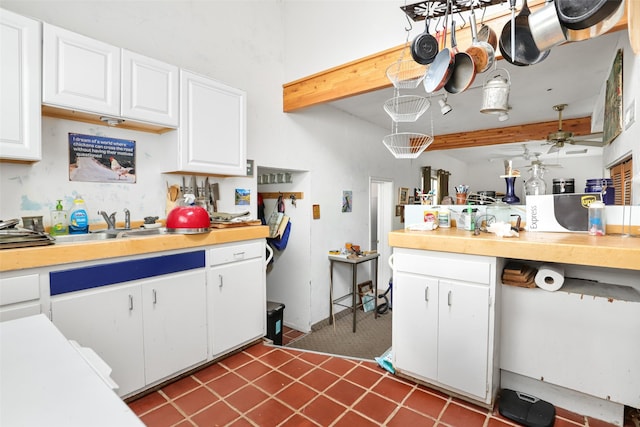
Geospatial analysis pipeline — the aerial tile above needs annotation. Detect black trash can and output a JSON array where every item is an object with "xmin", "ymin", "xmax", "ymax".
[{"xmin": 266, "ymin": 301, "xmax": 285, "ymax": 345}]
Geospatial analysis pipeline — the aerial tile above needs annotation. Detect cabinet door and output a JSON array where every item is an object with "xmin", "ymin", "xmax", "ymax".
[
  {"xmin": 121, "ymin": 50, "xmax": 179, "ymax": 127},
  {"xmin": 208, "ymin": 257, "xmax": 264, "ymax": 356},
  {"xmin": 437, "ymin": 280, "xmax": 490, "ymax": 399},
  {"xmin": 0, "ymin": 9, "xmax": 41, "ymax": 161},
  {"xmin": 392, "ymin": 271, "xmax": 438, "ymax": 381},
  {"xmin": 51, "ymin": 283, "xmax": 145, "ymax": 396},
  {"xmin": 178, "ymin": 70, "xmax": 246, "ymax": 175},
  {"xmin": 43, "ymin": 23, "xmax": 120, "ymax": 116},
  {"xmin": 142, "ymin": 269, "xmax": 208, "ymax": 385}
]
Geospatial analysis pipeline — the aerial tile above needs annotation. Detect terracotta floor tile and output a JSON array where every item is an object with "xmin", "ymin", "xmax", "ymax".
[
  {"xmin": 587, "ymin": 416, "xmax": 619, "ymax": 427},
  {"xmin": 325, "ymin": 379, "xmax": 366, "ymax": 407},
  {"xmin": 139, "ymin": 403, "xmax": 185, "ymax": 427},
  {"xmin": 352, "ymin": 391, "xmax": 398, "ymax": 424},
  {"xmin": 245, "ymin": 398, "xmax": 294, "ymax": 426},
  {"xmin": 332, "ymin": 410, "xmax": 380, "ymax": 426},
  {"xmin": 403, "ymin": 388, "xmax": 448, "ymax": 419},
  {"xmin": 192, "ymin": 362, "xmax": 229, "ymax": 383},
  {"xmin": 243, "ymin": 342, "xmax": 273, "ymax": 358},
  {"xmin": 439, "ymin": 401, "xmax": 488, "ymax": 427},
  {"xmin": 275, "ymin": 381, "xmax": 319, "ymax": 409},
  {"xmin": 320, "ymin": 356, "xmax": 358, "ymax": 376},
  {"xmin": 279, "ymin": 413, "xmax": 319, "ymax": 427},
  {"xmin": 190, "ymin": 400, "xmax": 241, "ymax": 426},
  {"xmin": 299, "ymin": 367, "xmax": 340, "ymax": 392},
  {"xmin": 205, "ymin": 371, "xmax": 249, "ymax": 397},
  {"xmin": 554, "ymin": 417, "xmax": 585, "ymax": 427},
  {"xmin": 219, "ymin": 350, "xmax": 253, "ymax": 370},
  {"xmin": 225, "ymin": 384, "xmax": 269, "ymax": 413},
  {"xmin": 300, "ymin": 395, "xmax": 347, "ymax": 426},
  {"xmin": 344, "ymin": 365, "xmax": 384, "ymax": 389},
  {"xmin": 127, "ymin": 391, "xmax": 167, "ymax": 415},
  {"xmin": 173, "ymin": 420, "xmax": 194, "ymax": 427},
  {"xmin": 556, "ymin": 407, "xmax": 587, "ymax": 424},
  {"xmin": 259, "ymin": 348, "xmax": 295, "ymax": 368},
  {"xmin": 297, "ymin": 351, "xmax": 331, "ymax": 366},
  {"xmin": 371, "ymin": 376, "xmax": 414, "ymax": 403},
  {"xmin": 226, "ymin": 417, "xmax": 254, "ymax": 427},
  {"xmin": 253, "ymin": 370, "xmax": 295, "ymax": 395},
  {"xmin": 386, "ymin": 407, "xmax": 437, "ymax": 427},
  {"xmin": 173, "ymin": 386, "xmax": 218, "ymax": 416},
  {"xmin": 278, "ymin": 357, "xmax": 315, "ymax": 379},
  {"xmin": 161, "ymin": 375, "xmax": 200, "ymax": 399},
  {"xmin": 487, "ymin": 416, "xmax": 519, "ymax": 427},
  {"xmin": 234, "ymin": 359, "xmax": 271, "ymax": 381}
]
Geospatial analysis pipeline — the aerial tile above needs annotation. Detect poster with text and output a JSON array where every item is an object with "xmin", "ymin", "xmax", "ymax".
[{"xmin": 69, "ymin": 133, "xmax": 136, "ymax": 183}]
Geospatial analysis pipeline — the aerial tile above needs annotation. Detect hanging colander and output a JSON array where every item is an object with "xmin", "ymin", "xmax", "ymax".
[
  {"xmin": 382, "ymin": 133, "xmax": 434, "ymax": 159},
  {"xmin": 384, "ymin": 95, "xmax": 431, "ymax": 122}
]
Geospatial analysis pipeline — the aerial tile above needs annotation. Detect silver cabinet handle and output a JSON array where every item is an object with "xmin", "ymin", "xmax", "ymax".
[
  {"xmin": 424, "ymin": 286, "xmax": 429, "ymax": 301},
  {"xmin": 129, "ymin": 294, "xmax": 133, "ymax": 311},
  {"xmin": 448, "ymin": 290, "xmax": 452, "ymax": 306},
  {"xmin": 152, "ymin": 289, "xmax": 157, "ymax": 304},
  {"xmin": 233, "ymin": 251, "xmax": 245, "ymax": 259},
  {"xmin": 219, "ymin": 274, "xmax": 223, "ymax": 288}
]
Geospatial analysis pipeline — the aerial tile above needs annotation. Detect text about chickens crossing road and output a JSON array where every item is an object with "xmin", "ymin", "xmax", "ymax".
[{"xmin": 68, "ymin": 133, "xmax": 136, "ymax": 183}]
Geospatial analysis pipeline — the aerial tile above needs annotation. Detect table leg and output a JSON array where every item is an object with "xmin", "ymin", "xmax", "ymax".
[
  {"xmin": 329, "ymin": 260, "xmax": 334, "ymax": 325},
  {"xmin": 352, "ymin": 263, "xmax": 357, "ymax": 333},
  {"xmin": 374, "ymin": 257, "xmax": 378, "ymax": 319}
]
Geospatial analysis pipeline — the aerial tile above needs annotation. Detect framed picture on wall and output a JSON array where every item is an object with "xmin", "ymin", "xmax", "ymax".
[
  {"xmin": 398, "ymin": 187, "xmax": 409, "ymax": 204},
  {"xmin": 603, "ymin": 48, "xmax": 623, "ymax": 146}
]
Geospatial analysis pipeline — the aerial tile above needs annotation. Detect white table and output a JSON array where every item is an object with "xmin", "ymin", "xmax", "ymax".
[{"xmin": 0, "ymin": 314, "xmax": 144, "ymax": 427}]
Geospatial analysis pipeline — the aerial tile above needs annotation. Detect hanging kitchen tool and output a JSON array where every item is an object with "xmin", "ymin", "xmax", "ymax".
[
  {"xmin": 556, "ymin": 0, "xmax": 625, "ymax": 42},
  {"xmin": 480, "ymin": 68, "xmax": 511, "ymax": 114},
  {"xmin": 477, "ymin": 7, "xmax": 498, "ymax": 50},
  {"xmin": 445, "ymin": 20, "xmax": 476, "ymax": 94},
  {"xmin": 424, "ymin": 1, "xmax": 456, "ymax": 93},
  {"xmin": 466, "ymin": 8, "xmax": 495, "ymax": 73},
  {"xmin": 500, "ymin": 0, "xmax": 550, "ymax": 66},
  {"xmin": 411, "ymin": 13, "xmax": 439, "ymax": 65},
  {"xmin": 529, "ymin": 0, "xmax": 567, "ymax": 51}
]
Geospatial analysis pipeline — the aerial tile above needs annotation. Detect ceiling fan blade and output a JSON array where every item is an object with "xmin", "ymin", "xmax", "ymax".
[
  {"xmin": 569, "ymin": 139, "xmax": 604, "ymax": 147},
  {"xmin": 566, "ymin": 148, "xmax": 588, "ymax": 155},
  {"xmin": 547, "ymin": 144, "xmax": 560, "ymax": 154}
]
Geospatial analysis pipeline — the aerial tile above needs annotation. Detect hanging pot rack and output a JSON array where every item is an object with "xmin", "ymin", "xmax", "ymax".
[{"xmin": 401, "ymin": 0, "xmax": 507, "ymax": 22}]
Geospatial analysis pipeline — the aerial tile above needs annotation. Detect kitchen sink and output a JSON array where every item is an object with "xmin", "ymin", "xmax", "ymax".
[{"xmin": 53, "ymin": 227, "xmax": 165, "ymax": 244}]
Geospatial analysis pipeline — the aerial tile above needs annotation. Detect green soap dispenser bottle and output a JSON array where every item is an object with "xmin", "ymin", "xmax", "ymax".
[{"xmin": 50, "ymin": 200, "xmax": 68, "ymax": 236}]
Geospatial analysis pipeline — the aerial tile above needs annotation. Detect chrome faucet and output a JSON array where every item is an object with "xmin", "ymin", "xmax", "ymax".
[
  {"xmin": 124, "ymin": 208, "xmax": 131, "ymax": 230},
  {"xmin": 98, "ymin": 210, "xmax": 117, "ymax": 229}
]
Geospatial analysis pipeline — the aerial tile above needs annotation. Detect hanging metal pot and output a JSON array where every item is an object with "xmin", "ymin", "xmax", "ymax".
[
  {"xmin": 466, "ymin": 9, "xmax": 495, "ymax": 73},
  {"xmin": 529, "ymin": 0, "xmax": 567, "ymax": 51},
  {"xmin": 558, "ymin": 0, "xmax": 626, "ymax": 42},
  {"xmin": 480, "ymin": 69, "xmax": 510, "ymax": 114},
  {"xmin": 445, "ymin": 21, "xmax": 476, "ymax": 94},
  {"xmin": 411, "ymin": 16, "xmax": 439, "ymax": 65},
  {"xmin": 499, "ymin": 0, "xmax": 550, "ymax": 66}
]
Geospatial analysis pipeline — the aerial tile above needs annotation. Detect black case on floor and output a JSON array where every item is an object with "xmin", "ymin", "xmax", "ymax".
[{"xmin": 498, "ymin": 389, "xmax": 556, "ymax": 427}]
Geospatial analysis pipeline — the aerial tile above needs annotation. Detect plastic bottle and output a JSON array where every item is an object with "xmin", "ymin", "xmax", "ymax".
[
  {"xmin": 69, "ymin": 196, "xmax": 89, "ymax": 234},
  {"xmin": 50, "ymin": 200, "xmax": 68, "ymax": 236},
  {"xmin": 588, "ymin": 201, "xmax": 606, "ymax": 236},
  {"xmin": 438, "ymin": 207, "xmax": 451, "ymax": 228}
]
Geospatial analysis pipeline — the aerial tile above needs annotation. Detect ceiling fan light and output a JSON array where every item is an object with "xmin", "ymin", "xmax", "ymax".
[{"xmin": 498, "ymin": 112, "xmax": 509, "ymax": 122}]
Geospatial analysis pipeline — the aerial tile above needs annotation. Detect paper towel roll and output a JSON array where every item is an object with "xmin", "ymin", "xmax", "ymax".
[{"xmin": 535, "ymin": 264, "xmax": 565, "ymax": 291}]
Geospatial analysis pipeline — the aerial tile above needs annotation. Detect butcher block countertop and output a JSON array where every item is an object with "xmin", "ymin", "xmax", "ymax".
[
  {"xmin": 389, "ymin": 228, "xmax": 640, "ymax": 271},
  {"xmin": 0, "ymin": 226, "xmax": 269, "ymax": 272}
]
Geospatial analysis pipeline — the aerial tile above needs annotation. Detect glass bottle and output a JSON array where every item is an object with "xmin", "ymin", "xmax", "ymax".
[{"xmin": 524, "ymin": 161, "xmax": 547, "ymax": 196}]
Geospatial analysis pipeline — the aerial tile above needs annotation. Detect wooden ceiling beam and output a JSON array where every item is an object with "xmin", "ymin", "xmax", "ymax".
[
  {"xmin": 427, "ymin": 116, "xmax": 592, "ymax": 150},
  {"xmin": 283, "ymin": 0, "xmax": 628, "ymax": 113}
]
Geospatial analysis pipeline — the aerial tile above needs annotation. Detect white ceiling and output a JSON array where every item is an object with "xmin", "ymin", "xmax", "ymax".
[{"xmin": 327, "ymin": 31, "xmax": 623, "ymax": 163}]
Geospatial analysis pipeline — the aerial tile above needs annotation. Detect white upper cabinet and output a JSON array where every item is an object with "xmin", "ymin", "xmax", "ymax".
[
  {"xmin": 43, "ymin": 23, "xmax": 121, "ymax": 116},
  {"xmin": 42, "ymin": 24, "xmax": 178, "ymax": 128},
  {"xmin": 0, "ymin": 8, "xmax": 41, "ymax": 162},
  {"xmin": 121, "ymin": 50, "xmax": 179, "ymax": 127},
  {"xmin": 168, "ymin": 70, "xmax": 246, "ymax": 175}
]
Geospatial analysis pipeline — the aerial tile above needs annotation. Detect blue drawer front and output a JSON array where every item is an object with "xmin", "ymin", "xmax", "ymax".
[{"xmin": 50, "ymin": 251, "xmax": 205, "ymax": 295}]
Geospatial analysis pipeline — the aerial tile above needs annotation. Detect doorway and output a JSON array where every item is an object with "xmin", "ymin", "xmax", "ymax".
[{"xmin": 370, "ymin": 177, "xmax": 393, "ymax": 292}]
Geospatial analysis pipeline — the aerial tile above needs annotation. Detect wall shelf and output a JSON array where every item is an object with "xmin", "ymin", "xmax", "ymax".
[{"xmin": 260, "ymin": 192, "xmax": 304, "ymax": 200}]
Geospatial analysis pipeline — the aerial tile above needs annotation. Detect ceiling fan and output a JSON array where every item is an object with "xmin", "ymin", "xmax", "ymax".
[{"xmin": 545, "ymin": 104, "xmax": 604, "ymax": 154}]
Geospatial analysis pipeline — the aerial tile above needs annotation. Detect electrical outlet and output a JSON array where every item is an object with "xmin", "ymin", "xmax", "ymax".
[{"xmin": 624, "ymin": 99, "xmax": 635, "ymax": 130}]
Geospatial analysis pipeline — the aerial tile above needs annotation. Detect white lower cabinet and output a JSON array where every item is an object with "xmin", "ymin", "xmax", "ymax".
[
  {"xmin": 0, "ymin": 272, "xmax": 41, "ymax": 321},
  {"xmin": 50, "ymin": 252, "xmax": 207, "ymax": 397},
  {"xmin": 208, "ymin": 241, "xmax": 265, "ymax": 358},
  {"xmin": 392, "ymin": 248, "xmax": 500, "ymax": 406}
]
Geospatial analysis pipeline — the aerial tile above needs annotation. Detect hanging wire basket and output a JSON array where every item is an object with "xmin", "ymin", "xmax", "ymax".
[
  {"xmin": 382, "ymin": 132, "xmax": 434, "ymax": 159},
  {"xmin": 386, "ymin": 60, "xmax": 428, "ymax": 89},
  {"xmin": 384, "ymin": 95, "xmax": 431, "ymax": 122}
]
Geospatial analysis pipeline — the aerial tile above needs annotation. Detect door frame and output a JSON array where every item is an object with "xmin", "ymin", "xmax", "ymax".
[{"xmin": 369, "ymin": 176, "xmax": 393, "ymax": 294}]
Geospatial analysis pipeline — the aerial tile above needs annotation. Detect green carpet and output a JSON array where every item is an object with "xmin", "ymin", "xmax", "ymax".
[{"xmin": 286, "ymin": 309, "xmax": 392, "ymax": 360}]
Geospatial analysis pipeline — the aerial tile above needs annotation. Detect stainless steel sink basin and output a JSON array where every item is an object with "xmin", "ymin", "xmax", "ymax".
[{"xmin": 53, "ymin": 228, "xmax": 165, "ymax": 244}]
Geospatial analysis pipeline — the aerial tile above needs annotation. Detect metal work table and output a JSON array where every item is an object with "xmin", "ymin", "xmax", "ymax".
[{"xmin": 328, "ymin": 253, "xmax": 380, "ymax": 332}]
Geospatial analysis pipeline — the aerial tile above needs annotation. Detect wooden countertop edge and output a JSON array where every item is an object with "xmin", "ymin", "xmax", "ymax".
[
  {"xmin": 0, "ymin": 226, "xmax": 269, "ymax": 272},
  {"xmin": 389, "ymin": 229, "xmax": 640, "ymax": 271}
]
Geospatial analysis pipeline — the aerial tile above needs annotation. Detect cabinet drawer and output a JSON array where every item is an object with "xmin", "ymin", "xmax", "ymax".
[
  {"xmin": 394, "ymin": 249, "xmax": 492, "ymax": 285},
  {"xmin": 209, "ymin": 241, "xmax": 263, "ymax": 266},
  {"xmin": 0, "ymin": 274, "xmax": 40, "ymax": 306}
]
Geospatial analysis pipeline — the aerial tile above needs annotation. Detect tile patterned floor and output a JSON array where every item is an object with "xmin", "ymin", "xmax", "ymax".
[{"xmin": 128, "ymin": 338, "xmax": 621, "ymax": 427}]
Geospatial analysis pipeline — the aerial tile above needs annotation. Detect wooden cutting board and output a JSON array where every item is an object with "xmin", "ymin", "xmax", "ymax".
[{"xmin": 210, "ymin": 220, "xmax": 262, "ymax": 229}]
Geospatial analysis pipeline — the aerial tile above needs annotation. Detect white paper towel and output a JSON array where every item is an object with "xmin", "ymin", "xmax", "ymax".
[{"xmin": 535, "ymin": 264, "xmax": 565, "ymax": 291}]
